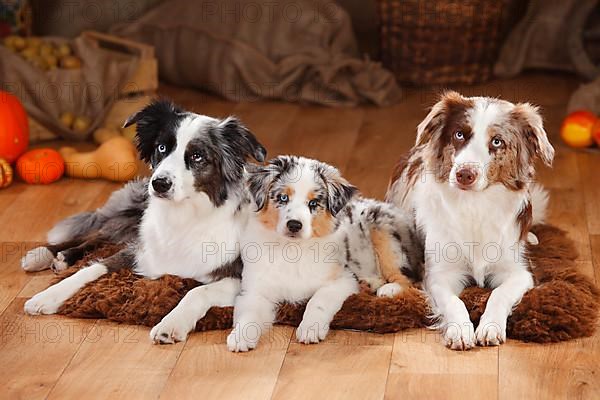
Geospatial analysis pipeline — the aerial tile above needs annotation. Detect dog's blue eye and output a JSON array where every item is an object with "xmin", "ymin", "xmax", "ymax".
[
  {"xmin": 277, "ymin": 194, "xmax": 289, "ymax": 203},
  {"xmin": 191, "ymin": 152, "xmax": 202, "ymax": 162},
  {"xmin": 157, "ymin": 144, "xmax": 167, "ymax": 153},
  {"xmin": 454, "ymin": 131, "xmax": 464, "ymax": 140},
  {"xmin": 308, "ymin": 199, "xmax": 318, "ymax": 209},
  {"xmin": 491, "ymin": 137, "xmax": 504, "ymax": 148}
]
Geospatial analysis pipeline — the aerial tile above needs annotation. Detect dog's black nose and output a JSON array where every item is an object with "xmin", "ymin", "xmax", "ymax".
[
  {"xmin": 287, "ymin": 220, "xmax": 303, "ymax": 233},
  {"xmin": 152, "ymin": 176, "xmax": 172, "ymax": 194}
]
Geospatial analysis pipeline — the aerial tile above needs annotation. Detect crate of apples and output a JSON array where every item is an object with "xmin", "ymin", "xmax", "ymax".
[
  {"xmin": 2, "ymin": 35, "xmax": 82, "ymax": 71},
  {"xmin": 561, "ymin": 111, "xmax": 600, "ymax": 149}
]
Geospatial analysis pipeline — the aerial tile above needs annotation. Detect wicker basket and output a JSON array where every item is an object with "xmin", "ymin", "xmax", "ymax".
[{"xmin": 377, "ymin": 0, "xmax": 515, "ymax": 86}]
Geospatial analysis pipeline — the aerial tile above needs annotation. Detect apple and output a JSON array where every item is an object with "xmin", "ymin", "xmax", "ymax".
[{"xmin": 561, "ymin": 110, "xmax": 597, "ymax": 148}]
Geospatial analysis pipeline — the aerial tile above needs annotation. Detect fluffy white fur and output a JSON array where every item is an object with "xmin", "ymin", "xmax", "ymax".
[
  {"xmin": 21, "ymin": 246, "xmax": 54, "ymax": 272},
  {"xmin": 24, "ymin": 110, "xmax": 256, "ymax": 346},
  {"xmin": 228, "ymin": 156, "xmax": 417, "ymax": 352},
  {"xmin": 387, "ymin": 93, "xmax": 554, "ymax": 350},
  {"xmin": 140, "ymin": 190, "xmax": 246, "ymax": 343},
  {"xmin": 227, "ymin": 224, "xmax": 359, "ymax": 351},
  {"xmin": 227, "ymin": 159, "xmax": 359, "ymax": 351},
  {"xmin": 415, "ymin": 179, "xmax": 534, "ymax": 349}
]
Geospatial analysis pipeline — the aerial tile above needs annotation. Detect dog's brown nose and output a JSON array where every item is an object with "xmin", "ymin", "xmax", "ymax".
[{"xmin": 456, "ymin": 168, "xmax": 477, "ymax": 187}]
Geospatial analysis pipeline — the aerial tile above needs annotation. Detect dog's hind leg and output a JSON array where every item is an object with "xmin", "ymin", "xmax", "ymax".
[
  {"xmin": 21, "ymin": 237, "xmax": 87, "ymax": 272},
  {"xmin": 23, "ymin": 179, "xmax": 148, "ymax": 272},
  {"xmin": 50, "ymin": 235, "xmax": 110, "ymax": 272},
  {"xmin": 370, "ymin": 228, "xmax": 412, "ymax": 298},
  {"xmin": 21, "ymin": 246, "xmax": 56, "ymax": 272},
  {"xmin": 24, "ymin": 247, "xmax": 135, "ymax": 315},
  {"xmin": 21, "ymin": 234, "xmax": 107, "ymax": 272}
]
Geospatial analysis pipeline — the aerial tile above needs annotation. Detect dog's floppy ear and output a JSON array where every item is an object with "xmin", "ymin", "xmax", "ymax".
[
  {"xmin": 416, "ymin": 91, "xmax": 471, "ymax": 147},
  {"xmin": 123, "ymin": 99, "xmax": 184, "ymax": 164},
  {"xmin": 219, "ymin": 117, "xmax": 267, "ymax": 163},
  {"xmin": 317, "ymin": 163, "xmax": 358, "ymax": 216},
  {"xmin": 246, "ymin": 156, "xmax": 292, "ymax": 211},
  {"xmin": 246, "ymin": 164, "xmax": 272, "ymax": 211},
  {"xmin": 217, "ymin": 117, "xmax": 267, "ymax": 185},
  {"xmin": 511, "ymin": 103, "xmax": 555, "ymax": 167}
]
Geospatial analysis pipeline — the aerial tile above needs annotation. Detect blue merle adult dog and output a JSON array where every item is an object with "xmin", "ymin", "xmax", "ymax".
[{"xmin": 22, "ymin": 99, "xmax": 266, "ymax": 344}]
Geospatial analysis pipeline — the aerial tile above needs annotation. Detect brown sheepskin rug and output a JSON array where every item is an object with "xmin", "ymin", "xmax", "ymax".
[{"xmin": 55, "ymin": 224, "xmax": 600, "ymax": 343}]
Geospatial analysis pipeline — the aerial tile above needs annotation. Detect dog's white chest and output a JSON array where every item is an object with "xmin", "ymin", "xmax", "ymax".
[
  {"xmin": 416, "ymin": 181, "xmax": 525, "ymax": 285},
  {"xmin": 240, "ymin": 220, "xmax": 345, "ymax": 302},
  {"xmin": 136, "ymin": 199, "xmax": 244, "ymax": 281}
]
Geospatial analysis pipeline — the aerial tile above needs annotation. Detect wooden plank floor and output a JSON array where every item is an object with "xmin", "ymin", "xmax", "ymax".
[{"xmin": 1, "ymin": 73, "xmax": 599, "ymax": 399}]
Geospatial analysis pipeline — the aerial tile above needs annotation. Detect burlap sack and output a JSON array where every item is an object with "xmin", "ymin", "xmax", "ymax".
[
  {"xmin": 494, "ymin": 0, "xmax": 599, "ymax": 80},
  {"xmin": 110, "ymin": 0, "xmax": 401, "ymax": 107},
  {"xmin": 568, "ymin": 76, "xmax": 600, "ymax": 114},
  {"xmin": 0, "ymin": 36, "xmax": 138, "ymax": 140}
]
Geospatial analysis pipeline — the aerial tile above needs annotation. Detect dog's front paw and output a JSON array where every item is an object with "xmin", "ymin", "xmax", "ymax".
[
  {"xmin": 150, "ymin": 313, "xmax": 195, "ymax": 344},
  {"xmin": 21, "ymin": 247, "xmax": 54, "ymax": 272},
  {"xmin": 296, "ymin": 318, "xmax": 330, "ymax": 344},
  {"xmin": 227, "ymin": 328, "xmax": 258, "ymax": 352},
  {"xmin": 376, "ymin": 282, "xmax": 403, "ymax": 298},
  {"xmin": 475, "ymin": 315, "xmax": 506, "ymax": 346},
  {"xmin": 443, "ymin": 321, "xmax": 475, "ymax": 351},
  {"xmin": 24, "ymin": 288, "xmax": 64, "ymax": 315}
]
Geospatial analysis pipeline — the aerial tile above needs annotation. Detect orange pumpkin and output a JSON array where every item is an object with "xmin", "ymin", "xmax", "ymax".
[
  {"xmin": 0, "ymin": 158, "xmax": 13, "ymax": 188},
  {"xmin": 0, "ymin": 91, "xmax": 29, "ymax": 163},
  {"xmin": 16, "ymin": 148, "xmax": 65, "ymax": 184}
]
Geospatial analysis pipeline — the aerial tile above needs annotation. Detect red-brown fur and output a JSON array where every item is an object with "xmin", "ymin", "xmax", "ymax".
[
  {"xmin": 258, "ymin": 201, "xmax": 279, "ymax": 231},
  {"xmin": 389, "ymin": 92, "xmax": 549, "ymax": 197},
  {"xmin": 309, "ymin": 190, "xmax": 335, "ymax": 237},
  {"xmin": 516, "ymin": 201, "xmax": 533, "ymax": 241}
]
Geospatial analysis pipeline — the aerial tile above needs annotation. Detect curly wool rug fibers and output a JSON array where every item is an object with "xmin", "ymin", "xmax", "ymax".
[{"xmin": 55, "ymin": 225, "xmax": 599, "ymax": 343}]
